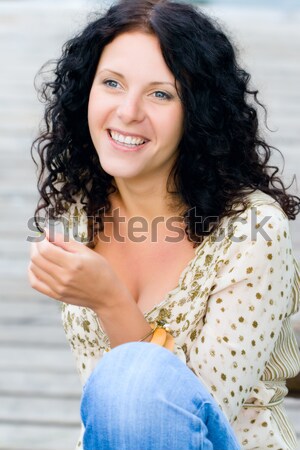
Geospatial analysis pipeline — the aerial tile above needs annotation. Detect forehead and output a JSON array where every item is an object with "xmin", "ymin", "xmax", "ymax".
[{"xmin": 97, "ymin": 31, "xmax": 176, "ymax": 82}]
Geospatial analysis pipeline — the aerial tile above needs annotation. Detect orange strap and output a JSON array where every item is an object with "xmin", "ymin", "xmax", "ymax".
[{"xmin": 150, "ymin": 323, "xmax": 174, "ymax": 352}]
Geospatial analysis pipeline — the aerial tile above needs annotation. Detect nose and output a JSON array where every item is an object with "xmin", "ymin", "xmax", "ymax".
[{"xmin": 116, "ymin": 92, "xmax": 145, "ymax": 124}]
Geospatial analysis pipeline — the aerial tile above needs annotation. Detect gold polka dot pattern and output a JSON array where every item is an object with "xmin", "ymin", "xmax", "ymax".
[{"xmin": 62, "ymin": 190, "xmax": 300, "ymax": 450}]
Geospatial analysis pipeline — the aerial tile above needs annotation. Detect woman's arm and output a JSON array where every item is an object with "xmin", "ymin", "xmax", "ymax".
[
  {"xmin": 187, "ymin": 203, "xmax": 296, "ymax": 423},
  {"xmin": 94, "ymin": 296, "xmax": 153, "ymax": 348},
  {"xmin": 29, "ymin": 232, "xmax": 153, "ymax": 348}
]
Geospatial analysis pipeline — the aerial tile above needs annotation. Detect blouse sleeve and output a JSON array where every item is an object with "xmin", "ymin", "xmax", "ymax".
[{"xmin": 188, "ymin": 203, "xmax": 295, "ymax": 424}]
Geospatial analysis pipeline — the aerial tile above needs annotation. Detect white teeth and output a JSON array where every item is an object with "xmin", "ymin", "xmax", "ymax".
[{"xmin": 110, "ymin": 130, "xmax": 146, "ymax": 146}]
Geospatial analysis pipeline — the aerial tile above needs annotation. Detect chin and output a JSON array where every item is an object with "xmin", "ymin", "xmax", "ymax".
[{"xmin": 99, "ymin": 163, "xmax": 140, "ymax": 179}]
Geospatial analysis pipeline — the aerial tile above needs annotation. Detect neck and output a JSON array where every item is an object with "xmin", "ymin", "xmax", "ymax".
[{"xmin": 110, "ymin": 176, "xmax": 184, "ymax": 222}]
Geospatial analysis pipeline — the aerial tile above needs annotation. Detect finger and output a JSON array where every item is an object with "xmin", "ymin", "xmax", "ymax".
[
  {"xmin": 30, "ymin": 243, "xmax": 64, "ymax": 283},
  {"xmin": 46, "ymin": 229, "xmax": 87, "ymax": 254},
  {"xmin": 28, "ymin": 265, "xmax": 61, "ymax": 300},
  {"xmin": 35, "ymin": 235, "xmax": 74, "ymax": 268},
  {"xmin": 29, "ymin": 261, "xmax": 63, "ymax": 296}
]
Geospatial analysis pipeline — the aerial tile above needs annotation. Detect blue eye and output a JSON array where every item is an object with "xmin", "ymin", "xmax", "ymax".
[
  {"xmin": 153, "ymin": 91, "xmax": 172, "ymax": 100},
  {"xmin": 103, "ymin": 79, "xmax": 120, "ymax": 89},
  {"xmin": 102, "ymin": 81, "xmax": 173, "ymax": 100}
]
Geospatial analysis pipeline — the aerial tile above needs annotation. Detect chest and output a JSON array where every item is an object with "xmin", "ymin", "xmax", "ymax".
[{"xmin": 94, "ymin": 234, "xmax": 197, "ymax": 314}]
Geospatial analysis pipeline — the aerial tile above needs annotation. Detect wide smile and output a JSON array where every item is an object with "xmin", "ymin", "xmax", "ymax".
[{"xmin": 107, "ymin": 129, "xmax": 150, "ymax": 152}]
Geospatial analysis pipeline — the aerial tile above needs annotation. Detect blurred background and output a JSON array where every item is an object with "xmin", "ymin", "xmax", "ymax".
[{"xmin": 0, "ymin": 0, "xmax": 299, "ymax": 449}]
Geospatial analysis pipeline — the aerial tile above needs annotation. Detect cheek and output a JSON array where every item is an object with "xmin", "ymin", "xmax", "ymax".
[
  {"xmin": 160, "ymin": 107, "xmax": 184, "ymax": 142},
  {"xmin": 87, "ymin": 88, "xmax": 105, "ymax": 125},
  {"xmin": 88, "ymin": 92, "xmax": 115, "ymax": 133}
]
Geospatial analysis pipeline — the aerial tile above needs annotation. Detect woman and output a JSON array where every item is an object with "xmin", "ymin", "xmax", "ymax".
[{"xmin": 29, "ymin": 0, "xmax": 300, "ymax": 449}]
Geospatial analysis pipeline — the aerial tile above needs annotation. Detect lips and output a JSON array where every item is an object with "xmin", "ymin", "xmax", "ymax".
[
  {"xmin": 107, "ymin": 130, "xmax": 149, "ymax": 153},
  {"xmin": 108, "ymin": 128, "xmax": 150, "ymax": 142}
]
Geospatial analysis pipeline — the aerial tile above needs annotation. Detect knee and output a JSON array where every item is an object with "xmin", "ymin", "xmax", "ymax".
[
  {"xmin": 81, "ymin": 342, "xmax": 175, "ymax": 442},
  {"xmin": 79, "ymin": 343, "xmax": 240, "ymax": 450},
  {"xmin": 82, "ymin": 342, "xmax": 171, "ymax": 408},
  {"xmin": 80, "ymin": 341, "xmax": 210, "ymax": 423}
]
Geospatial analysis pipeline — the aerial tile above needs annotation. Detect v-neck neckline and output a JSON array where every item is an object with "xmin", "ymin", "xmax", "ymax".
[
  {"xmin": 142, "ymin": 237, "xmax": 207, "ymax": 316},
  {"xmin": 95, "ymin": 234, "xmax": 209, "ymax": 340}
]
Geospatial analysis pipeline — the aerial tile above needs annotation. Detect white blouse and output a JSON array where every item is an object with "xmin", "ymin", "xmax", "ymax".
[{"xmin": 61, "ymin": 190, "xmax": 300, "ymax": 450}]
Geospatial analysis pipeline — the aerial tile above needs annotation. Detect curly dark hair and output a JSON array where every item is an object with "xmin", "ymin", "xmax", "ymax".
[{"xmin": 32, "ymin": 0, "xmax": 300, "ymax": 247}]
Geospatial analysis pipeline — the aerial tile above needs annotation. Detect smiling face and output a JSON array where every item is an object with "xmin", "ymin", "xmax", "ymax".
[{"xmin": 88, "ymin": 31, "xmax": 184, "ymax": 184}]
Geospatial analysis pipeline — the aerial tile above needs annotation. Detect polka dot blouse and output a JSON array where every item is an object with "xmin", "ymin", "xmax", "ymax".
[{"xmin": 62, "ymin": 190, "xmax": 300, "ymax": 450}]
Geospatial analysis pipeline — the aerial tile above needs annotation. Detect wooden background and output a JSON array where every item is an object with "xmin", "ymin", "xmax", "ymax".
[{"xmin": 0, "ymin": 1, "xmax": 299, "ymax": 449}]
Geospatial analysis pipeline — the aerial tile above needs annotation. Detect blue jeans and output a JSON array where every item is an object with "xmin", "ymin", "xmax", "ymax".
[{"xmin": 80, "ymin": 342, "xmax": 241, "ymax": 450}]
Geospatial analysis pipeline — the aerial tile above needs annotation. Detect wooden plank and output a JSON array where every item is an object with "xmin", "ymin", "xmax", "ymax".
[
  {"xmin": 0, "ymin": 325, "xmax": 68, "ymax": 346},
  {"xmin": 0, "ymin": 347, "xmax": 77, "ymax": 372},
  {"xmin": 0, "ymin": 299, "xmax": 61, "ymax": 318},
  {"xmin": 0, "ymin": 397, "xmax": 80, "ymax": 424},
  {"xmin": 0, "ymin": 371, "xmax": 81, "ymax": 397},
  {"xmin": 0, "ymin": 423, "xmax": 79, "ymax": 450}
]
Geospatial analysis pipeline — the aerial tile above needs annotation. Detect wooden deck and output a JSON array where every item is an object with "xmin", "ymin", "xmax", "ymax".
[{"xmin": 0, "ymin": 1, "xmax": 299, "ymax": 449}]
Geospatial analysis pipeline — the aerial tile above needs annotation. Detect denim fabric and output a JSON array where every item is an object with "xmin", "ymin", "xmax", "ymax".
[{"xmin": 80, "ymin": 342, "xmax": 241, "ymax": 450}]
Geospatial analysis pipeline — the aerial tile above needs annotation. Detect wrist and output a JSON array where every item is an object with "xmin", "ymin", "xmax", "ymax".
[
  {"xmin": 93, "ymin": 284, "xmax": 135, "ymax": 318},
  {"xmin": 92, "ymin": 289, "xmax": 153, "ymax": 348}
]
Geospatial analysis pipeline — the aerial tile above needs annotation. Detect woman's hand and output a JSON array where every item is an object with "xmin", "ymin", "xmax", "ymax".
[{"xmin": 28, "ymin": 231, "xmax": 132, "ymax": 314}]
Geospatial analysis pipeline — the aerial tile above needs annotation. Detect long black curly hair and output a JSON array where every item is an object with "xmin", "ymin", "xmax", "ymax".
[{"xmin": 32, "ymin": 0, "xmax": 300, "ymax": 247}]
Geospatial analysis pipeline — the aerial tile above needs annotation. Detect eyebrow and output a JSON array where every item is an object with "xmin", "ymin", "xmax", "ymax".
[{"xmin": 97, "ymin": 68, "xmax": 176, "ymax": 88}]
